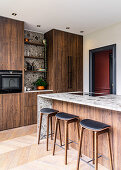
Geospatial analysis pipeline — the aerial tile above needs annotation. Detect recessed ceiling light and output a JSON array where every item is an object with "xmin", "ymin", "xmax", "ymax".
[
  {"xmin": 37, "ymin": 25, "xmax": 41, "ymax": 27},
  {"xmin": 12, "ymin": 13, "xmax": 17, "ymax": 16},
  {"xmin": 66, "ymin": 27, "xmax": 70, "ymax": 29},
  {"xmin": 80, "ymin": 31, "xmax": 84, "ymax": 33}
]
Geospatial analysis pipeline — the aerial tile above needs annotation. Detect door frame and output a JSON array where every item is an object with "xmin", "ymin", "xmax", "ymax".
[{"xmin": 89, "ymin": 44, "xmax": 116, "ymax": 94}]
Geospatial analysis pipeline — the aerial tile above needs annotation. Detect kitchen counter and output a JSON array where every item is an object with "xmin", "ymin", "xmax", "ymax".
[
  {"xmin": 38, "ymin": 91, "xmax": 121, "ymax": 111},
  {"xmin": 37, "ymin": 92, "xmax": 121, "ymax": 169},
  {"xmin": 24, "ymin": 89, "xmax": 53, "ymax": 93}
]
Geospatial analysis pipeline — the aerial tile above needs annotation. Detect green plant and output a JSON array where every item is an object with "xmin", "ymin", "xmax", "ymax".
[{"xmin": 33, "ymin": 77, "xmax": 48, "ymax": 87}]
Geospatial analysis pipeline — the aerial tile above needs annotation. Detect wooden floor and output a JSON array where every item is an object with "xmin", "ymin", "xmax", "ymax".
[{"xmin": 0, "ymin": 124, "xmax": 108, "ymax": 170}]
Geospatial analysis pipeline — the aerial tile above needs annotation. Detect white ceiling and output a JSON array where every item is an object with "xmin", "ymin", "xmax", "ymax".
[{"xmin": 0, "ymin": 0, "xmax": 121, "ymax": 35}]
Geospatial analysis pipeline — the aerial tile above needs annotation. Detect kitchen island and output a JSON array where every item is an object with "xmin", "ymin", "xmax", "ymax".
[{"xmin": 37, "ymin": 92, "xmax": 121, "ymax": 170}]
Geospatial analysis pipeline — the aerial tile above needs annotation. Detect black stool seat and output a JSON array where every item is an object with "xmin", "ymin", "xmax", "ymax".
[
  {"xmin": 77, "ymin": 119, "xmax": 113, "ymax": 170},
  {"xmin": 38, "ymin": 107, "xmax": 61, "ymax": 151},
  {"xmin": 53, "ymin": 112, "xmax": 80, "ymax": 165},
  {"xmin": 56, "ymin": 112, "xmax": 78, "ymax": 121},
  {"xmin": 40, "ymin": 108, "xmax": 58, "ymax": 114},
  {"xmin": 80, "ymin": 119, "xmax": 110, "ymax": 131}
]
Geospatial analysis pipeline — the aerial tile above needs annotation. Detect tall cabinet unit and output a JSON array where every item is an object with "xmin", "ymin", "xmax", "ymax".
[
  {"xmin": 0, "ymin": 16, "xmax": 24, "ymax": 131},
  {"xmin": 0, "ymin": 17, "xmax": 53, "ymax": 131},
  {"xmin": 44, "ymin": 29, "xmax": 83, "ymax": 93},
  {"xmin": 0, "ymin": 16, "xmax": 24, "ymax": 70}
]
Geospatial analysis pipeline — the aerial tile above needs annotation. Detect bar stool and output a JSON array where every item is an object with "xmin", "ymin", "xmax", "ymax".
[
  {"xmin": 53, "ymin": 112, "xmax": 80, "ymax": 165},
  {"xmin": 77, "ymin": 119, "xmax": 113, "ymax": 170},
  {"xmin": 38, "ymin": 108, "xmax": 62, "ymax": 151}
]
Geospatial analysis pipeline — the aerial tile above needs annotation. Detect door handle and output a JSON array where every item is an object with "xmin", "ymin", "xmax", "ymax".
[{"xmin": 68, "ymin": 56, "xmax": 72, "ymax": 89}]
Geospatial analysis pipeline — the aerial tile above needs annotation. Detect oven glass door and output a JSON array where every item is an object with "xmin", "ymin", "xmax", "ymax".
[{"xmin": 1, "ymin": 75, "xmax": 22, "ymax": 92}]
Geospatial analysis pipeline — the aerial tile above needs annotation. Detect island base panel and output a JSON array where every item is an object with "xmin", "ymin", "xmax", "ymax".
[{"xmin": 53, "ymin": 100, "xmax": 120, "ymax": 170}]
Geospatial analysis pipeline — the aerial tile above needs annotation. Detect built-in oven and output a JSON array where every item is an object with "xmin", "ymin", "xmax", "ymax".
[{"xmin": 0, "ymin": 70, "xmax": 22, "ymax": 93}]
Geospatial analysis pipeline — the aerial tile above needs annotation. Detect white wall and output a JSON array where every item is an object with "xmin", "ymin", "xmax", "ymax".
[{"xmin": 83, "ymin": 22, "xmax": 121, "ymax": 95}]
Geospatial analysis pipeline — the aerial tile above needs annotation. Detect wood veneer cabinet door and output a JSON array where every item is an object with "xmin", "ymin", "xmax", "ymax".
[
  {"xmin": 67, "ymin": 33, "xmax": 77, "ymax": 92},
  {"xmin": 0, "ymin": 16, "xmax": 24, "ymax": 70},
  {"xmin": 61, "ymin": 32, "xmax": 68, "ymax": 92},
  {"xmin": 76, "ymin": 35, "xmax": 83, "ymax": 91},
  {"xmin": 24, "ymin": 92, "xmax": 39, "ymax": 107},
  {"xmin": 32, "ymin": 92, "xmax": 37, "ymax": 106},
  {"xmin": 24, "ymin": 93, "xmax": 33, "ymax": 107},
  {"xmin": 0, "ymin": 17, "xmax": 11, "ymax": 70},
  {"xmin": 45, "ymin": 30, "xmax": 54, "ymax": 91},
  {"xmin": 67, "ymin": 34, "xmax": 83, "ymax": 92},
  {"xmin": 32, "ymin": 106, "xmax": 37, "ymax": 124},
  {"xmin": 10, "ymin": 19, "xmax": 24, "ymax": 70},
  {"xmin": 0, "ymin": 95, "xmax": 3, "ymax": 130},
  {"xmin": 53, "ymin": 30, "xmax": 67, "ymax": 92},
  {"xmin": 24, "ymin": 93, "xmax": 38, "ymax": 125},
  {"xmin": 12, "ymin": 93, "xmax": 24, "ymax": 128},
  {"xmin": 2, "ymin": 93, "xmax": 23, "ymax": 130},
  {"xmin": 45, "ymin": 29, "xmax": 83, "ymax": 92},
  {"xmin": 24, "ymin": 107, "xmax": 33, "ymax": 125}
]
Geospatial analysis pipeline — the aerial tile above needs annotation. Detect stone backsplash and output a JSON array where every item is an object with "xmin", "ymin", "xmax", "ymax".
[{"xmin": 24, "ymin": 30, "xmax": 45, "ymax": 89}]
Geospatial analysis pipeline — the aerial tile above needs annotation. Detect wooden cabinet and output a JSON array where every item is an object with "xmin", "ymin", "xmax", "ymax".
[
  {"xmin": 24, "ymin": 107, "xmax": 33, "ymax": 126},
  {"xmin": 44, "ymin": 29, "xmax": 83, "ymax": 92},
  {"xmin": 24, "ymin": 91, "xmax": 53, "ymax": 126},
  {"xmin": 0, "ymin": 16, "xmax": 24, "ymax": 70},
  {"xmin": 24, "ymin": 92, "xmax": 33, "ymax": 107},
  {"xmin": 1, "ymin": 93, "xmax": 24, "ymax": 130},
  {"xmin": 0, "ymin": 16, "xmax": 53, "ymax": 131},
  {"xmin": 0, "ymin": 91, "xmax": 52, "ymax": 131},
  {"xmin": 24, "ymin": 92, "xmax": 36, "ymax": 125}
]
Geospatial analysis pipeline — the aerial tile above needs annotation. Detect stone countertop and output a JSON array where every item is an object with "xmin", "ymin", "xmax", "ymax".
[
  {"xmin": 37, "ymin": 92, "xmax": 121, "ymax": 112},
  {"xmin": 24, "ymin": 90, "xmax": 53, "ymax": 93}
]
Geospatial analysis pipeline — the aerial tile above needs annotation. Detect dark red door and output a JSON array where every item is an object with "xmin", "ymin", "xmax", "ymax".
[{"xmin": 94, "ymin": 50, "xmax": 110, "ymax": 95}]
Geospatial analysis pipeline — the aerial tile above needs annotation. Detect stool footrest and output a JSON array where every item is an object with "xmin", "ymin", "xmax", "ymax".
[
  {"xmin": 69, "ymin": 139, "xmax": 79, "ymax": 145},
  {"xmin": 88, "ymin": 155, "xmax": 102, "ymax": 163},
  {"xmin": 40, "ymin": 132, "xmax": 54, "ymax": 140},
  {"xmin": 55, "ymin": 143, "xmax": 65, "ymax": 150},
  {"xmin": 54, "ymin": 138, "xmax": 78, "ymax": 149},
  {"xmin": 80, "ymin": 154, "xmax": 103, "ymax": 168}
]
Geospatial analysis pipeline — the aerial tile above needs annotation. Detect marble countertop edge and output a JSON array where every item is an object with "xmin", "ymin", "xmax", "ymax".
[
  {"xmin": 24, "ymin": 89, "xmax": 53, "ymax": 93},
  {"xmin": 37, "ymin": 92, "xmax": 121, "ymax": 112}
]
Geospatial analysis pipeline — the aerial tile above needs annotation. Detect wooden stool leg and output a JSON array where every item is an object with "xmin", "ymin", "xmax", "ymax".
[
  {"xmin": 95, "ymin": 132, "xmax": 98, "ymax": 170},
  {"xmin": 58, "ymin": 120, "xmax": 62, "ymax": 146},
  {"xmin": 53, "ymin": 118, "xmax": 58, "ymax": 155},
  {"xmin": 80, "ymin": 127, "xmax": 84, "ymax": 157},
  {"xmin": 38, "ymin": 113, "xmax": 43, "ymax": 144},
  {"xmin": 50, "ymin": 117, "xmax": 53, "ymax": 140},
  {"xmin": 107, "ymin": 130, "xmax": 113, "ymax": 170},
  {"xmin": 46, "ymin": 115, "xmax": 49, "ymax": 151},
  {"xmin": 77, "ymin": 120, "xmax": 80, "ymax": 142},
  {"xmin": 67, "ymin": 124, "xmax": 69, "ymax": 150},
  {"xmin": 93, "ymin": 131, "xmax": 95, "ymax": 164},
  {"xmin": 77, "ymin": 127, "xmax": 84, "ymax": 170},
  {"xmin": 65, "ymin": 121, "xmax": 68, "ymax": 165}
]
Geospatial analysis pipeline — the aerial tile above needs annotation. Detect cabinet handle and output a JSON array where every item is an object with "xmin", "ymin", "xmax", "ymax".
[{"xmin": 68, "ymin": 56, "xmax": 72, "ymax": 89}]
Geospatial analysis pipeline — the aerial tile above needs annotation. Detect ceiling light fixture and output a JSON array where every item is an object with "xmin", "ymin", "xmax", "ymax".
[
  {"xmin": 80, "ymin": 31, "xmax": 84, "ymax": 33},
  {"xmin": 66, "ymin": 27, "xmax": 70, "ymax": 29},
  {"xmin": 37, "ymin": 25, "xmax": 41, "ymax": 27},
  {"xmin": 12, "ymin": 13, "xmax": 17, "ymax": 16}
]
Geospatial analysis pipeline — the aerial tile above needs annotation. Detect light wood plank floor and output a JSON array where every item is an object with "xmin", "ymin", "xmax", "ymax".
[{"xmin": 0, "ymin": 125, "xmax": 108, "ymax": 170}]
